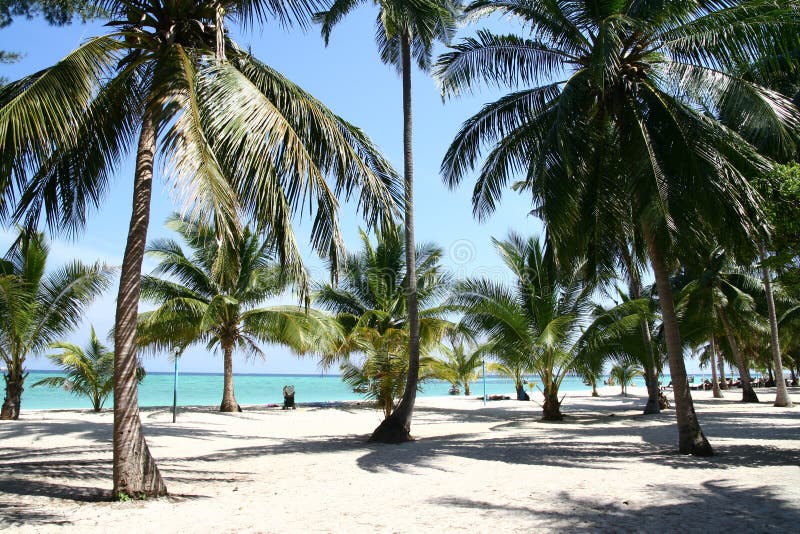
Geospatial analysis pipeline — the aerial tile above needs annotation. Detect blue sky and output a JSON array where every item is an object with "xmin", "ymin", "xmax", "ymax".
[{"xmin": 0, "ymin": 8, "xmax": 704, "ymax": 375}]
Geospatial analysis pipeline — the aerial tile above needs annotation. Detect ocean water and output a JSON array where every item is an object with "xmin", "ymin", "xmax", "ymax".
[{"xmin": 18, "ymin": 370, "xmax": 651, "ymax": 411}]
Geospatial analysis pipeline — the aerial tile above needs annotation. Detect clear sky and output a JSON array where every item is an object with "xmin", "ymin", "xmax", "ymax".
[{"xmin": 0, "ymin": 8, "xmax": 703, "ymax": 375}]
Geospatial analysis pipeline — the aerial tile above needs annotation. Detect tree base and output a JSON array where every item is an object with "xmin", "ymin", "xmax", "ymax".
[
  {"xmin": 220, "ymin": 402, "xmax": 242, "ymax": 412},
  {"xmin": 369, "ymin": 416, "xmax": 413, "ymax": 443},
  {"xmin": 773, "ymin": 398, "xmax": 794, "ymax": 408},
  {"xmin": 741, "ymin": 389, "xmax": 759, "ymax": 403},
  {"xmin": 712, "ymin": 390, "xmax": 724, "ymax": 399},
  {"xmin": 642, "ymin": 397, "xmax": 661, "ymax": 415},
  {"xmin": 678, "ymin": 431, "xmax": 714, "ymax": 457}
]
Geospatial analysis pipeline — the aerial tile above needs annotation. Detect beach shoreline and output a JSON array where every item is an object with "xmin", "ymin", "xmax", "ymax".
[{"xmin": 2, "ymin": 387, "xmax": 799, "ymax": 532}]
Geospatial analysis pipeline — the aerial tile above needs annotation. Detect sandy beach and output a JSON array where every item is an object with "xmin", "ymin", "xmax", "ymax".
[{"xmin": 1, "ymin": 386, "xmax": 798, "ymax": 532}]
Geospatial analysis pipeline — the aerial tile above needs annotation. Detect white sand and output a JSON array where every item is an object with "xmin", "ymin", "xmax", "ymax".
[{"xmin": 1, "ymin": 386, "xmax": 799, "ymax": 532}]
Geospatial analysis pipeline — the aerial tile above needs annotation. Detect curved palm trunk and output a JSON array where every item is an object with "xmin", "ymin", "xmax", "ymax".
[
  {"xmin": 710, "ymin": 337, "xmax": 723, "ymax": 399},
  {"xmin": 718, "ymin": 308, "xmax": 758, "ymax": 403},
  {"xmin": 640, "ymin": 318, "xmax": 661, "ymax": 414},
  {"xmin": 220, "ymin": 343, "xmax": 241, "ymax": 412},
  {"xmin": 1, "ymin": 364, "xmax": 25, "ymax": 420},
  {"xmin": 113, "ymin": 109, "xmax": 167, "ymax": 497},
  {"xmin": 620, "ymin": 246, "xmax": 660, "ymax": 414},
  {"xmin": 645, "ymin": 233, "xmax": 712, "ymax": 456},
  {"xmin": 759, "ymin": 251, "xmax": 793, "ymax": 408},
  {"xmin": 718, "ymin": 350, "xmax": 728, "ymax": 390},
  {"xmin": 370, "ymin": 30, "xmax": 417, "ymax": 444}
]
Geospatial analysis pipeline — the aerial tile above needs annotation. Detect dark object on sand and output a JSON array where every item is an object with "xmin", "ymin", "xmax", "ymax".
[
  {"xmin": 658, "ymin": 392, "xmax": 670, "ymax": 409},
  {"xmin": 283, "ymin": 385, "xmax": 296, "ymax": 410}
]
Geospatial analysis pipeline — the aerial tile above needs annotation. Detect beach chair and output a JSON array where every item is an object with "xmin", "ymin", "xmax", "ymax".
[{"xmin": 282, "ymin": 385, "xmax": 296, "ymax": 410}]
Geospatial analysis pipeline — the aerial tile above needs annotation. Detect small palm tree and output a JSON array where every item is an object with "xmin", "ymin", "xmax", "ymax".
[
  {"xmin": 431, "ymin": 336, "xmax": 483, "ymax": 395},
  {"xmin": 486, "ymin": 358, "xmax": 530, "ymax": 399},
  {"xmin": 0, "ymin": 230, "xmax": 114, "ymax": 419},
  {"xmin": 137, "ymin": 213, "xmax": 336, "ymax": 412},
  {"xmin": 315, "ymin": 227, "xmax": 452, "ymax": 421},
  {"xmin": 33, "ymin": 326, "xmax": 145, "ymax": 412},
  {"xmin": 340, "ymin": 327, "xmax": 437, "ymax": 418},
  {"xmin": 609, "ymin": 363, "xmax": 643, "ymax": 397},
  {"xmin": 454, "ymin": 233, "xmax": 593, "ymax": 420}
]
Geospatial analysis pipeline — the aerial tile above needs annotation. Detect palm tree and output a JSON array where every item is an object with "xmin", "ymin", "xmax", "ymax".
[
  {"xmin": 0, "ymin": 1, "xmax": 400, "ymax": 495},
  {"xmin": 0, "ymin": 230, "xmax": 114, "ymax": 419},
  {"xmin": 314, "ymin": 227, "xmax": 452, "ymax": 420},
  {"xmin": 454, "ymin": 233, "xmax": 593, "ymax": 420},
  {"xmin": 137, "ymin": 213, "xmax": 338, "ymax": 412},
  {"xmin": 676, "ymin": 247, "xmax": 767, "ymax": 403},
  {"xmin": 577, "ymin": 293, "xmax": 664, "ymax": 406},
  {"xmin": 437, "ymin": 0, "xmax": 800, "ymax": 455},
  {"xmin": 340, "ymin": 328, "xmax": 438, "ymax": 418},
  {"xmin": 33, "ymin": 326, "xmax": 144, "ymax": 412},
  {"xmin": 315, "ymin": 0, "xmax": 460, "ymax": 443},
  {"xmin": 431, "ymin": 335, "xmax": 483, "ymax": 395},
  {"xmin": 609, "ymin": 362, "xmax": 643, "ymax": 397}
]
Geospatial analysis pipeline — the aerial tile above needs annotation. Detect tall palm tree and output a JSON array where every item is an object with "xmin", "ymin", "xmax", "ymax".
[
  {"xmin": 437, "ymin": 0, "xmax": 800, "ymax": 455},
  {"xmin": 0, "ymin": 0, "xmax": 400, "ymax": 496},
  {"xmin": 315, "ymin": 0, "xmax": 460, "ymax": 443},
  {"xmin": 454, "ymin": 233, "xmax": 593, "ymax": 420},
  {"xmin": 314, "ymin": 227, "xmax": 452, "ymax": 420},
  {"xmin": 33, "ymin": 326, "xmax": 145, "ymax": 412},
  {"xmin": 0, "ymin": 230, "xmax": 114, "ymax": 419},
  {"xmin": 137, "ymin": 214, "xmax": 337, "ymax": 412}
]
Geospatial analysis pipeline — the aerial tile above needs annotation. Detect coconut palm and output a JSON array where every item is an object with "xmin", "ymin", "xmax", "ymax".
[
  {"xmin": 137, "ymin": 213, "xmax": 338, "ymax": 412},
  {"xmin": 609, "ymin": 362, "xmax": 643, "ymax": 396},
  {"xmin": 315, "ymin": 0, "xmax": 460, "ymax": 442},
  {"xmin": 340, "ymin": 328, "xmax": 438, "ymax": 418},
  {"xmin": 675, "ymin": 247, "xmax": 769, "ymax": 403},
  {"xmin": 0, "ymin": 230, "xmax": 114, "ymax": 419},
  {"xmin": 454, "ymin": 233, "xmax": 593, "ymax": 420},
  {"xmin": 33, "ymin": 326, "xmax": 145, "ymax": 412},
  {"xmin": 431, "ymin": 336, "xmax": 483, "ymax": 395},
  {"xmin": 437, "ymin": 0, "xmax": 800, "ymax": 455},
  {"xmin": 0, "ymin": 0, "xmax": 400, "ymax": 495},
  {"xmin": 576, "ymin": 293, "xmax": 664, "ymax": 406},
  {"xmin": 314, "ymin": 226, "xmax": 452, "ymax": 419},
  {"xmin": 486, "ymin": 358, "xmax": 531, "ymax": 399}
]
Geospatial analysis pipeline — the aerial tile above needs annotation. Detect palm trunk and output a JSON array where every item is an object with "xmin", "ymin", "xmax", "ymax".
[
  {"xmin": 220, "ymin": 342, "xmax": 241, "ymax": 412},
  {"xmin": 718, "ymin": 308, "xmax": 758, "ymax": 403},
  {"xmin": 759, "ymin": 250, "xmax": 793, "ymax": 407},
  {"xmin": 113, "ymin": 109, "xmax": 167, "ymax": 497},
  {"xmin": 370, "ymin": 30, "xmax": 417, "ymax": 444},
  {"xmin": 1, "ymin": 365, "xmax": 25, "ymax": 420},
  {"xmin": 644, "ymin": 232, "xmax": 712, "ymax": 456},
  {"xmin": 640, "ymin": 319, "xmax": 661, "ymax": 414},
  {"xmin": 591, "ymin": 380, "xmax": 599, "ymax": 397},
  {"xmin": 620, "ymin": 245, "xmax": 660, "ymax": 414},
  {"xmin": 718, "ymin": 349, "xmax": 728, "ymax": 390},
  {"xmin": 464, "ymin": 383, "xmax": 470, "ymax": 396},
  {"xmin": 710, "ymin": 337, "xmax": 723, "ymax": 398},
  {"xmin": 542, "ymin": 384, "xmax": 562, "ymax": 421}
]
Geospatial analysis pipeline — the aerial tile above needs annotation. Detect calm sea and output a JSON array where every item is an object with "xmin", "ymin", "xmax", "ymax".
[{"xmin": 18, "ymin": 370, "xmax": 650, "ymax": 411}]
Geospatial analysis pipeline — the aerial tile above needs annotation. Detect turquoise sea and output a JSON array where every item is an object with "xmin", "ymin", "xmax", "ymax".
[{"xmin": 19, "ymin": 370, "xmax": 651, "ymax": 411}]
